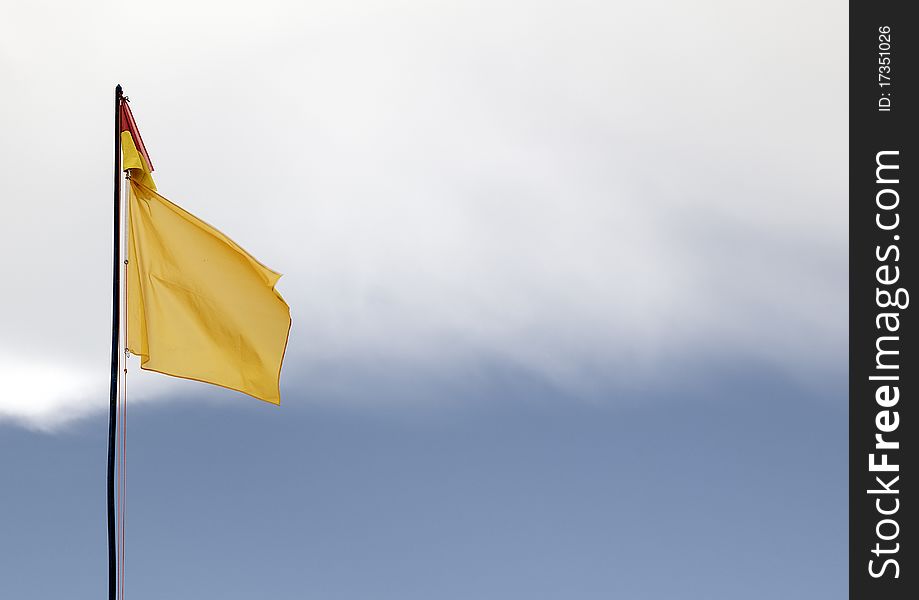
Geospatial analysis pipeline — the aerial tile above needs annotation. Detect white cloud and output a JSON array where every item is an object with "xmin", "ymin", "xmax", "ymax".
[
  {"xmin": 0, "ymin": 353, "xmax": 104, "ymax": 431},
  {"xmin": 0, "ymin": 0, "xmax": 847, "ymax": 429}
]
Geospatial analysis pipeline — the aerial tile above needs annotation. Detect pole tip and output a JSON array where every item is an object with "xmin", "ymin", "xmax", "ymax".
[{"xmin": 116, "ymin": 84, "xmax": 123, "ymax": 94}]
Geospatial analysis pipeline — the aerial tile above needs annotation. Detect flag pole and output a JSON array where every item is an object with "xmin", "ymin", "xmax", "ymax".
[{"xmin": 108, "ymin": 83, "xmax": 123, "ymax": 600}]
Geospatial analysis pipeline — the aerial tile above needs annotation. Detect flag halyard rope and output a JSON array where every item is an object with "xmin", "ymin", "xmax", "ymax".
[{"xmin": 116, "ymin": 168, "xmax": 131, "ymax": 600}]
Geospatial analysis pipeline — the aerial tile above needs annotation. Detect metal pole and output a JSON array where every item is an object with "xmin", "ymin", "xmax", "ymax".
[{"xmin": 108, "ymin": 83, "xmax": 123, "ymax": 600}]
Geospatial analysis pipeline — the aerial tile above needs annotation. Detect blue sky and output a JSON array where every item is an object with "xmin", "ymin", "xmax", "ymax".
[
  {"xmin": 0, "ymin": 1, "xmax": 846, "ymax": 597},
  {"xmin": 1, "ymin": 364, "xmax": 846, "ymax": 599}
]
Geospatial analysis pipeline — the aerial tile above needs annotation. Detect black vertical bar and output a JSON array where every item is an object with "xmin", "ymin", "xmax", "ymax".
[
  {"xmin": 108, "ymin": 83, "xmax": 122, "ymax": 600},
  {"xmin": 850, "ymin": 5, "xmax": 915, "ymax": 599}
]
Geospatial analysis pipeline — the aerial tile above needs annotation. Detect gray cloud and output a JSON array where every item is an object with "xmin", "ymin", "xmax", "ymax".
[{"xmin": 0, "ymin": 0, "xmax": 846, "ymax": 428}]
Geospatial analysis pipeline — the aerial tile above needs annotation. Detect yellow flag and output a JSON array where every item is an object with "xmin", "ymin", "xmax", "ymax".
[{"xmin": 126, "ymin": 179, "xmax": 291, "ymax": 404}]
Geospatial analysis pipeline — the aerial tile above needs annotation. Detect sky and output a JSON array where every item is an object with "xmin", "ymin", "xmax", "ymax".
[{"xmin": 0, "ymin": 1, "xmax": 846, "ymax": 598}]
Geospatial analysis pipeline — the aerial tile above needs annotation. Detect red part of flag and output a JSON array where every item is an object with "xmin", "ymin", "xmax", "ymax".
[{"xmin": 121, "ymin": 101, "xmax": 154, "ymax": 172}]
